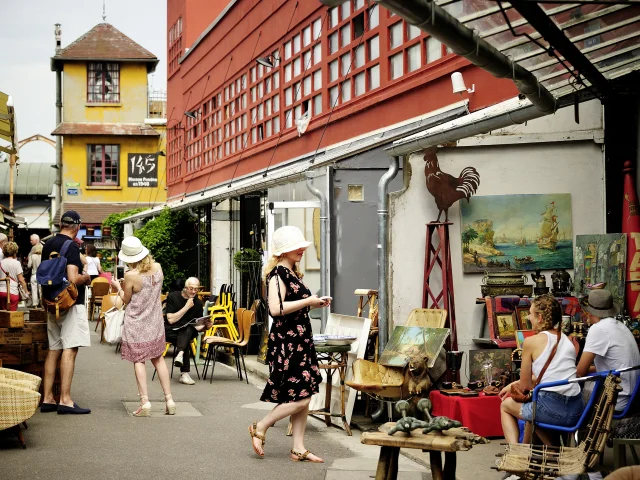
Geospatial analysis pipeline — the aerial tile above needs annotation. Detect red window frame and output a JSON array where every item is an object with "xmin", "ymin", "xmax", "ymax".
[
  {"xmin": 88, "ymin": 144, "xmax": 120, "ymax": 186},
  {"xmin": 87, "ymin": 63, "xmax": 120, "ymax": 103}
]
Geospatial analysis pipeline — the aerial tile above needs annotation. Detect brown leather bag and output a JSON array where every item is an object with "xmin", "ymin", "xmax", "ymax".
[
  {"xmin": 510, "ymin": 328, "xmax": 562, "ymax": 403},
  {"xmin": 42, "ymin": 282, "xmax": 78, "ymax": 320}
]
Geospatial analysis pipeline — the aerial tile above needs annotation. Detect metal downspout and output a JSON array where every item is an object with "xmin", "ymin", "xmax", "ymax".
[
  {"xmin": 306, "ymin": 173, "xmax": 329, "ymax": 332},
  {"xmin": 319, "ymin": 0, "xmax": 556, "ymax": 114},
  {"xmin": 377, "ymin": 156, "xmax": 400, "ymax": 358},
  {"xmin": 55, "ymin": 69, "xmax": 62, "ymax": 224}
]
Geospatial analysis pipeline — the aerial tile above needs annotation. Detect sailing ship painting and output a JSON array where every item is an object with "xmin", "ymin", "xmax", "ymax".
[{"xmin": 460, "ymin": 194, "xmax": 573, "ymax": 273}]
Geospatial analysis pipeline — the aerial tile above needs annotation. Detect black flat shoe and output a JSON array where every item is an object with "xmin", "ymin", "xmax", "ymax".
[
  {"xmin": 40, "ymin": 403, "xmax": 58, "ymax": 413},
  {"xmin": 57, "ymin": 403, "xmax": 91, "ymax": 415}
]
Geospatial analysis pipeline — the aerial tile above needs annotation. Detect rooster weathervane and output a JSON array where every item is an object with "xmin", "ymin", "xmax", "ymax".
[{"xmin": 424, "ymin": 148, "xmax": 480, "ymax": 222}]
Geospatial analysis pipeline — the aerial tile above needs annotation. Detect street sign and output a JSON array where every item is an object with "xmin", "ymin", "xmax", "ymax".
[
  {"xmin": 65, "ymin": 182, "xmax": 80, "ymax": 187},
  {"xmin": 67, "ymin": 188, "xmax": 79, "ymax": 195},
  {"xmin": 127, "ymin": 153, "xmax": 158, "ymax": 187}
]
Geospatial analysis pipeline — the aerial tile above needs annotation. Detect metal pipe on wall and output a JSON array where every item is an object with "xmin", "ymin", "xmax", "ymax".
[
  {"xmin": 55, "ymin": 69, "xmax": 62, "ymax": 223},
  {"xmin": 377, "ymin": 156, "xmax": 400, "ymax": 358},
  {"xmin": 306, "ymin": 172, "xmax": 329, "ymax": 332}
]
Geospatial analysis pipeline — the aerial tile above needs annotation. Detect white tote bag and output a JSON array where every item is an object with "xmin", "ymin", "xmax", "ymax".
[{"xmin": 103, "ymin": 307, "xmax": 125, "ymax": 344}]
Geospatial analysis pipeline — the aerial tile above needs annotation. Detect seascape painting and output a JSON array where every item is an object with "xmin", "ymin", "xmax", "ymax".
[
  {"xmin": 574, "ymin": 234, "xmax": 627, "ymax": 305},
  {"xmin": 460, "ymin": 194, "xmax": 573, "ymax": 273}
]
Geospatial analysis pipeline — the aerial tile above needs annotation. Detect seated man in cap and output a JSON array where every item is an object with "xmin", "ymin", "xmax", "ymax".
[
  {"xmin": 40, "ymin": 210, "xmax": 92, "ymax": 414},
  {"xmin": 577, "ymin": 289, "xmax": 640, "ymax": 413},
  {"xmin": 165, "ymin": 277, "xmax": 211, "ymax": 385}
]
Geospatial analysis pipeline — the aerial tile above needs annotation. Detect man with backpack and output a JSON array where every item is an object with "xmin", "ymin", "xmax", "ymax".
[{"xmin": 39, "ymin": 211, "xmax": 92, "ymax": 414}]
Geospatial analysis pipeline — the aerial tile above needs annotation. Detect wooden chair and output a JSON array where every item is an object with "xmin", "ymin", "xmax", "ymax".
[
  {"xmin": 202, "ymin": 309, "xmax": 255, "ymax": 384},
  {"xmin": 90, "ymin": 277, "xmax": 111, "ymax": 325},
  {"xmin": 406, "ymin": 308, "xmax": 447, "ymax": 328},
  {"xmin": 0, "ymin": 368, "xmax": 41, "ymax": 448}
]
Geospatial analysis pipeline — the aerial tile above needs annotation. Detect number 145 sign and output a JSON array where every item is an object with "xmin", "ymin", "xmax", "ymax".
[{"xmin": 127, "ymin": 153, "xmax": 158, "ymax": 188}]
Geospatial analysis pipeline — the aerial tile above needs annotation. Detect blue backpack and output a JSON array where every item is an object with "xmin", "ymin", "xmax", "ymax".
[{"xmin": 37, "ymin": 240, "xmax": 79, "ymax": 317}]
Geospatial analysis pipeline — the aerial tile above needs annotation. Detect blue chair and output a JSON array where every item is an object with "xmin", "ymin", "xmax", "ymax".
[{"xmin": 613, "ymin": 365, "xmax": 640, "ymax": 420}]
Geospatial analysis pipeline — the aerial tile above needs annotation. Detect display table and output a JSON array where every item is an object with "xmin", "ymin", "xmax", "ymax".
[
  {"xmin": 429, "ymin": 390, "xmax": 503, "ymax": 438},
  {"xmin": 361, "ymin": 422, "xmax": 488, "ymax": 480}
]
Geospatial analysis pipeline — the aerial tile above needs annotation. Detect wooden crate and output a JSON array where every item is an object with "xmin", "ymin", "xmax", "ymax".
[
  {"xmin": 34, "ymin": 343, "xmax": 49, "ymax": 363},
  {"xmin": 0, "ymin": 311, "xmax": 25, "ymax": 328},
  {"xmin": 27, "ymin": 308, "xmax": 48, "ymax": 323},
  {"xmin": 0, "ymin": 328, "xmax": 33, "ymax": 345},
  {"xmin": 24, "ymin": 323, "xmax": 48, "ymax": 342},
  {"xmin": 0, "ymin": 345, "xmax": 35, "ymax": 365}
]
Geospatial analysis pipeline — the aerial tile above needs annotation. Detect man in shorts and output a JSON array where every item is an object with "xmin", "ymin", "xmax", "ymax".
[{"xmin": 40, "ymin": 211, "xmax": 92, "ymax": 414}]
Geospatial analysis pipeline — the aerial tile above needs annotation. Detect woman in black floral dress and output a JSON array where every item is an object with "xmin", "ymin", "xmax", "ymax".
[{"xmin": 249, "ymin": 226, "xmax": 331, "ymax": 463}]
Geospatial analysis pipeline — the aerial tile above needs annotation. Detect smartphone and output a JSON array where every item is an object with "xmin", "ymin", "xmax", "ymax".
[{"xmin": 319, "ymin": 296, "xmax": 332, "ymax": 302}]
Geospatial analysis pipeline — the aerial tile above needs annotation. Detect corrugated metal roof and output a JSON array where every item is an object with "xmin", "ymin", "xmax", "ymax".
[
  {"xmin": 0, "ymin": 163, "xmax": 57, "ymax": 196},
  {"xmin": 51, "ymin": 122, "xmax": 160, "ymax": 136},
  {"xmin": 52, "ymin": 23, "xmax": 158, "ymax": 72}
]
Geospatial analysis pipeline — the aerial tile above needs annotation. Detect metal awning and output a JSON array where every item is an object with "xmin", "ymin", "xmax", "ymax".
[{"xmin": 321, "ymin": 0, "xmax": 640, "ymax": 107}]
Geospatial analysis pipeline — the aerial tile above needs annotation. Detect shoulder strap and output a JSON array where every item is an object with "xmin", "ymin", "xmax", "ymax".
[
  {"xmin": 268, "ymin": 266, "xmax": 285, "ymax": 317},
  {"xmin": 59, "ymin": 240, "xmax": 73, "ymax": 258},
  {"xmin": 0, "ymin": 261, "xmax": 18, "ymax": 284},
  {"xmin": 535, "ymin": 329, "xmax": 562, "ymax": 386}
]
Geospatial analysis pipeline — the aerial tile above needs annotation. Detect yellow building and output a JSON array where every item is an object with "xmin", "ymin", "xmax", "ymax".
[{"xmin": 51, "ymin": 23, "xmax": 166, "ymax": 227}]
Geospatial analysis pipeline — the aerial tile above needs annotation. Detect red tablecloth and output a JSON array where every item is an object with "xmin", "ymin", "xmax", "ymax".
[{"xmin": 429, "ymin": 390, "xmax": 504, "ymax": 438}]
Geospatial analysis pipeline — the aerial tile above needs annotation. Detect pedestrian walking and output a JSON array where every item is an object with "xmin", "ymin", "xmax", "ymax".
[
  {"xmin": 110, "ymin": 236, "xmax": 175, "ymax": 417},
  {"xmin": 248, "ymin": 226, "xmax": 331, "ymax": 463},
  {"xmin": 85, "ymin": 244, "xmax": 103, "ymax": 281},
  {"xmin": 40, "ymin": 210, "xmax": 91, "ymax": 414},
  {"xmin": 27, "ymin": 243, "xmax": 42, "ymax": 307},
  {"xmin": 0, "ymin": 241, "xmax": 30, "ymax": 310}
]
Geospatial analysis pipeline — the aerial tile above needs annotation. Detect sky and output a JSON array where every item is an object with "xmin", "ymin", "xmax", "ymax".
[{"xmin": 0, "ymin": 0, "xmax": 167, "ymax": 163}]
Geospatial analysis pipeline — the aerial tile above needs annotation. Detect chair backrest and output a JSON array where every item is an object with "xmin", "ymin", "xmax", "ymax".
[
  {"xmin": 406, "ymin": 308, "xmax": 447, "ymax": 328},
  {"xmin": 91, "ymin": 278, "xmax": 111, "ymax": 297},
  {"xmin": 100, "ymin": 294, "xmax": 119, "ymax": 314},
  {"xmin": 238, "ymin": 310, "xmax": 255, "ymax": 347},
  {"xmin": 614, "ymin": 366, "xmax": 640, "ymax": 419}
]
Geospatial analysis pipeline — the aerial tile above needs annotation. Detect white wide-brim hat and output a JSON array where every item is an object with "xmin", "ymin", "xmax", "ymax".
[
  {"xmin": 272, "ymin": 226, "xmax": 312, "ymax": 256},
  {"xmin": 118, "ymin": 236, "xmax": 150, "ymax": 264}
]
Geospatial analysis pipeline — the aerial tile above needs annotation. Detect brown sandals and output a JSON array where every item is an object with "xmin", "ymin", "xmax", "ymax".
[
  {"xmin": 290, "ymin": 449, "xmax": 324, "ymax": 463},
  {"xmin": 249, "ymin": 422, "xmax": 265, "ymax": 457}
]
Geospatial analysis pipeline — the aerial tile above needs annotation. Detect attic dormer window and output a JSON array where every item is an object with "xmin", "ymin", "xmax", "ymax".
[{"xmin": 87, "ymin": 63, "xmax": 120, "ymax": 103}]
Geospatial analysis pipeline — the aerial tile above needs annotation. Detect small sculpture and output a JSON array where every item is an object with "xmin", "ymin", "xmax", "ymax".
[
  {"xmin": 531, "ymin": 268, "xmax": 550, "ymax": 295},
  {"xmin": 407, "ymin": 354, "xmax": 432, "ymax": 395},
  {"xmin": 386, "ymin": 399, "xmax": 461, "ymax": 436},
  {"xmin": 424, "ymin": 148, "xmax": 480, "ymax": 222},
  {"xmin": 551, "ymin": 269, "xmax": 573, "ymax": 296}
]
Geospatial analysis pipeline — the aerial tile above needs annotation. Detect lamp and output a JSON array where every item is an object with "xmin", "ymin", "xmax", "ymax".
[
  {"xmin": 256, "ymin": 55, "xmax": 280, "ymax": 69},
  {"xmin": 185, "ymin": 110, "xmax": 198, "ymax": 119},
  {"xmin": 155, "ymin": 150, "xmax": 166, "ymax": 157},
  {"xmin": 451, "ymin": 72, "xmax": 475, "ymax": 94}
]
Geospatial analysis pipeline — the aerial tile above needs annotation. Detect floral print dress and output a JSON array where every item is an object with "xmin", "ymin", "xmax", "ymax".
[{"xmin": 260, "ymin": 265, "xmax": 322, "ymax": 404}]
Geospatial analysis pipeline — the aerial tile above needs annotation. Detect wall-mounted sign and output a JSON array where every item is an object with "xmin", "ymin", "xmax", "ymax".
[
  {"xmin": 67, "ymin": 188, "xmax": 79, "ymax": 196},
  {"xmin": 127, "ymin": 153, "xmax": 158, "ymax": 187},
  {"xmin": 65, "ymin": 182, "xmax": 80, "ymax": 187}
]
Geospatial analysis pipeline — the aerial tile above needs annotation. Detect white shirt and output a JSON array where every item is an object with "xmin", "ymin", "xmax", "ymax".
[
  {"xmin": 533, "ymin": 331, "xmax": 581, "ymax": 396},
  {"xmin": 584, "ymin": 317, "xmax": 640, "ymax": 410},
  {"xmin": 86, "ymin": 256, "xmax": 101, "ymax": 276}
]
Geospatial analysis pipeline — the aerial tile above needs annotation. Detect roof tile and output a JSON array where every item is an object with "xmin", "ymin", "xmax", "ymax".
[
  {"xmin": 51, "ymin": 122, "xmax": 160, "ymax": 136},
  {"xmin": 54, "ymin": 202, "xmax": 158, "ymax": 226}
]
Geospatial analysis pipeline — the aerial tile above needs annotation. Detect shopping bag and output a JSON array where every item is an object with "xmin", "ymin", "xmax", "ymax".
[{"xmin": 104, "ymin": 307, "xmax": 125, "ymax": 344}]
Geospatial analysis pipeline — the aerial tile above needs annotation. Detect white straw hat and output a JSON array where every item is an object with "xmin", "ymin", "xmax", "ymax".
[
  {"xmin": 271, "ymin": 226, "xmax": 312, "ymax": 256},
  {"xmin": 118, "ymin": 236, "xmax": 150, "ymax": 263}
]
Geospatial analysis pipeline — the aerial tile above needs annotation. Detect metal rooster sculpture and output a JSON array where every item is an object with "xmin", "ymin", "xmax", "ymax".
[{"xmin": 424, "ymin": 148, "xmax": 480, "ymax": 222}]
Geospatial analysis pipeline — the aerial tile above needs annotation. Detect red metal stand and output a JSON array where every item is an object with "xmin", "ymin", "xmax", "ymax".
[{"xmin": 422, "ymin": 222, "xmax": 458, "ymax": 352}]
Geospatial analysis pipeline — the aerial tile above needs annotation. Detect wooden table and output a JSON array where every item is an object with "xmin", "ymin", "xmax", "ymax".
[
  {"xmin": 361, "ymin": 423, "xmax": 488, "ymax": 480},
  {"xmin": 288, "ymin": 344, "xmax": 351, "ymax": 436}
]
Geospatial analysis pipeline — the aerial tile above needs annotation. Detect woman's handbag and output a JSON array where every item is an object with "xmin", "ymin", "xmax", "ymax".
[
  {"xmin": 1, "ymin": 263, "xmax": 29, "ymax": 301},
  {"xmin": 104, "ymin": 307, "xmax": 125, "ymax": 344},
  {"xmin": 510, "ymin": 328, "xmax": 562, "ymax": 403}
]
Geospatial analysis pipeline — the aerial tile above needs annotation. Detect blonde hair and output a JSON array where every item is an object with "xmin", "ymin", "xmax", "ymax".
[
  {"xmin": 262, "ymin": 254, "xmax": 304, "ymax": 280},
  {"xmin": 127, "ymin": 254, "xmax": 154, "ymax": 273},
  {"xmin": 531, "ymin": 295, "xmax": 562, "ymax": 331},
  {"xmin": 2, "ymin": 241, "xmax": 19, "ymax": 258},
  {"xmin": 33, "ymin": 244, "xmax": 43, "ymax": 255}
]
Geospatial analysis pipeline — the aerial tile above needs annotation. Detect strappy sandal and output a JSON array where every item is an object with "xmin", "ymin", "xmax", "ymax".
[
  {"xmin": 248, "ymin": 422, "xmax": 265, "ymax": 457},
  {"xmin": 290, "ymin": 449, "xmax": 324, "ymax": 463},
  {"xmin": 133, "ymin": 396, "xmax": 151, "ymax": 417},
  {"xmin": 164, "ymin": 393, "xmax": 176, "ymax": 415}
]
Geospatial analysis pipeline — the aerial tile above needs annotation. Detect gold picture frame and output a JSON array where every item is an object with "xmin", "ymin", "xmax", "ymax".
[{"xmin": 494, "ymin": 312, "xmax": 516, "ymax": 341}]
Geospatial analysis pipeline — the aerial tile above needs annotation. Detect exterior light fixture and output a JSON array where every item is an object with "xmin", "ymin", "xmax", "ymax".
[
  {"xmin": 451, "ymin": 72, "xmax": 475, "ymax": 94},
  {"xmin": 256, "ymin": 55, "xmax": 280, "ymax": 69},
  {"xmin": 185, "ymin": 110, "xmax": 198, "ymax": 119}
]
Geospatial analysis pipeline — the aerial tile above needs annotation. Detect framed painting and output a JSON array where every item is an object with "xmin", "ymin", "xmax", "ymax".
[
  {"xmin": 515, "ymin": 306, "xmax": 532, "ymax": 330},
  {"xmin": 378, "ymin": 326, "xmax": 450, "ymax": 368},
  {"xmin": 574, "ymin": 234, "xmax": 627, "ymax": 305},
  {"xmin": 468, "ymin": 349, "xmax": 513, "ymax": 383},
  {"xmin": 515, "ymin": 330, "xmax": 537, "ymax": 349},
  {"xmin": 494, "ymin": 312, "xmax": 516, "ymax": 340},
  {"xmin": 460, "ymin": 194, "xmax": 573, "ymax": 273}
]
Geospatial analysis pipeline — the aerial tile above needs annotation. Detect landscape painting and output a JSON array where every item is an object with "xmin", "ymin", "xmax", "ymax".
[
  {"xmin": 574, "ymin": 234, "xmax": 627, "ymax": 305},
  {"xmin": 460, "ymin": 194, "xmax": 573, "ymax": 273},
  {"xmin": 378, "ymin": 326, "xmax": 450, "ymax": 368}
]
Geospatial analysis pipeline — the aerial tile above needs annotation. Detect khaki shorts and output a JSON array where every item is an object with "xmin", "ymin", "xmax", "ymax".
[{"xmin": 47, "ymin": 305, "xmax": 91, "ymax": 350}]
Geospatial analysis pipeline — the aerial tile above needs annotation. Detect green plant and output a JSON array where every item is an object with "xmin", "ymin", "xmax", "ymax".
[
  {"xmin": 134, "ymin": 208, "xmax": 194, "ymax": 291},
  {"xmin": 102, "ymin": 208, "xmax": 147, "ymax": 240},
  {"xmin": 98, "ymin": 249, "xmax": 115, "ymax": 270},
  {"xmin": 233, "ymin": 248, "xmax": 262, "ymax": 273}
]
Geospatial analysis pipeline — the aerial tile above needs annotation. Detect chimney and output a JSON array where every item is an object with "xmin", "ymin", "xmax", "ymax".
[{"xmin": 54, "ymin": 23, "xmax": 62, "ymax": 53}]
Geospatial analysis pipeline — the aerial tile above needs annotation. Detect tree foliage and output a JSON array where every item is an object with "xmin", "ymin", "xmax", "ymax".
[
  {"xmin": 461, "ymin": 227, "xmax": 479, "ymax": 252},
  {"xmin": 102, "ymin": 208, "xmax": 147, "ymax": 239}
]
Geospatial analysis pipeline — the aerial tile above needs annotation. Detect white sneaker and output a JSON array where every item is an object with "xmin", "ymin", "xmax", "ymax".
[
  {"xmin": 179, "ymin": 373, "xmax": 195, "ymax": 385},
  {"xmin": 174, "ymin": 351, "xmax": 184, "ymax": 367}
]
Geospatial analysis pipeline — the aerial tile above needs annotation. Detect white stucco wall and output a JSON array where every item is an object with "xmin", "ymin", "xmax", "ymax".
[{"xmin": 389, "ymin": 100, "xmax": 605, "ymax": 383}]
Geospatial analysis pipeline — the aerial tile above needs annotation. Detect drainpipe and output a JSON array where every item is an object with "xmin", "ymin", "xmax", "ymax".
[
  {"xmin": 54, "ymin": 24, "xmax": 62, "ymax": 227},
  {"xmin": 319, "ymin": 0, "xmax": 556, "ymax": 114},
  {"xmin": 189, "ymin": 208, "xmax": 201, "ymax": 281},
  {"xmin": 306, "ymin": 173, "xmax": 329, "ymax": 332},
  {"xmin": 377, "ymin": 156, "xmax": 400, "ymax": 358}
]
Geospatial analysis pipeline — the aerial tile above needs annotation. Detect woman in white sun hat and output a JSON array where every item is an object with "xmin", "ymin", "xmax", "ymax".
[
  {"xmin": 110, "ymin": 236, "xmax": 175, "ymax": 417},
  {"xmin": 248, "ymin": 226, "xmax": 331, "ymax": 463}
]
